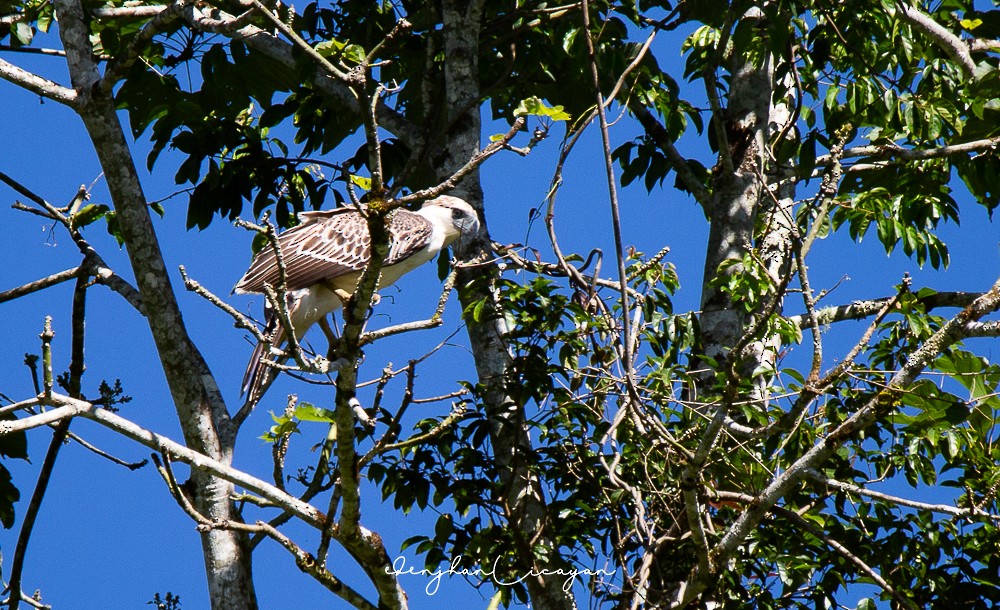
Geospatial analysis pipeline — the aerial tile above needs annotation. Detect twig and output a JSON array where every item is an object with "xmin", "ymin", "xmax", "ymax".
[
  {"xmin": 359, "ymin": 269, "xmax": 457, "ymax": 346},
  {"xmin": 0, "ymin": 44, "xmax": 66, "ymax": 57},
  {"xmin": 393, "ymin": 117, "xmax": 526, "ymax": 207},
  {"xmin": 179, "ymin": 265, "xmax": 267, "ymax": 343},
  {"xmin": 364, "ymin": 403, "xmax": 467, "ymax": 462},
  {"xmin": 0, "ymin": 267, "xmax": 82, "ymax": 304},
  {"xmin": 801, "ymin": 126, "xmax": 848, "ymax": 257},
  {"xmin": 247, "ymin": 0, "xmax": 351, "ymax": 81}
]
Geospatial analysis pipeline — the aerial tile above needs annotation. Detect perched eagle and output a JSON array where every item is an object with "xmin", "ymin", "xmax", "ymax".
[{"xmin": 234, "ymin": 195, "xmax": 480, "ymax": 402}]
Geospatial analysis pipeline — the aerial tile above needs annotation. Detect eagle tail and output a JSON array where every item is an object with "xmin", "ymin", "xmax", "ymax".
[{"xmin": 242, "ymin": 307, "xmax": 287, "ymax": 403}]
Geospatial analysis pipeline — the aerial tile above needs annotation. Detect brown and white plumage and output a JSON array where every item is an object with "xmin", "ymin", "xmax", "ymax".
[{"xmin": 234, "ymin": 195, "xmax": 480, "ymax": 402}]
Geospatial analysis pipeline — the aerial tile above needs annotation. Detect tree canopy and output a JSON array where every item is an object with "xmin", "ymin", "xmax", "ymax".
[{"xmin": 2, "ymin": 1, "xmax": 1000, "ymax": 609}]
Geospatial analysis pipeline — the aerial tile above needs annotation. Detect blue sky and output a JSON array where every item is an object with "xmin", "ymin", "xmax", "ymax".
[{"xmin": 2, "ymin": 19, "xmax": 1000, "ymax": 610}]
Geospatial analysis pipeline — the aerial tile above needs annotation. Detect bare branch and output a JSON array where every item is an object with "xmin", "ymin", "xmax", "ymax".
[
  {"xmin": 0, "ymin": 45, "xmax": 65, "ymax": 56},
  {"xmin": 814, "ymin": 136, "xmax": 1000, "ymax": 169},
  {"xmin": 0, "ymin": 57, "xmax": 77, "ymax": 105},
  {"xmin": 179, "ymin": 265, "xmax": 267, "ymax": 344},
  {"xmin": 394, "ymin": 116, "xmax": 527, "ymax": 207},
  {"xmin": 806, "ymin": 469, "xmax": 1000, "ymax": 522},
  {"xmin": 0, "ymin": 267, "xmax": 82, "ymax": 304},
  {"xmin": 789, "ymin": 290, "xmax": 983, "ymax": 328},
  {"xmin": 366, "ymin": 403, "xmax": 467, "ymax": 460},
  {"xmin": 359, "ymin": 269, "xmax": 457, "ymax": 346},
  {"xmin": 1, "ymin": 392, "xmax": 328, "ymax": 526}
]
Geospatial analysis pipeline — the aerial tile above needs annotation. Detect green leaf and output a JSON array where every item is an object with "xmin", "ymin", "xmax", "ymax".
[
  {"xmin": 294, "ymin": 402, "xmax": 337, "ymax": 422},
  {"xmin": 0, "ymin": 464, "xmax": 19, "ymax": 528},
  {"xmin": 513, "ymin": 96, "xmax": 571, "ymax": 121},
  {"xmin": 70, "ymin": 203, "xmax": 110, "ymax": 230},
  {"xmin": 314, "ymin": 39, "xmax": 366, "ymax": 64},
  {"xmin": 350, "ymin": 174, "xmax": 371, "ymax": 191},
  {"xmin": 104, "ymin": 210, "xmax": 125, "ymax": 246}
]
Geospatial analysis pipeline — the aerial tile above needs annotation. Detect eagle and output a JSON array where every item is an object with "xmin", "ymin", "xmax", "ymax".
[{"xmin": 234, "ymin": 195, "xmax": 480, "ymax": 402}]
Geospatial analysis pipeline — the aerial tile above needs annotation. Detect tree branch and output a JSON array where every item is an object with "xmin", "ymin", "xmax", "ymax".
[
  {"xmin": 359, "ymin": 270, "xmax": 457, "ymax": 346},
  {"xmin": 686, "ymin": 276, "xmax": 1000, "ymax": 604},
  {"xmin": 805, "ymin": 469, "xmax": 1000, "ymax": 522},
  {"xmin": 897, "ymin": 1, "xmax": 975, "ymax": 76},
  {"xmin": 813, "ymin": 136, "xmax": 1000, "ymax": 169},
  {"xmin": 0, "ymin": 57, "xmax": 77, "ymax": 105},
  {"xmin": 0, "ymin": 267, "xmax": 82, "ymax": 304},
  {"xmin": 789, "ymin": 290, "xmax": 982, "ymax": 328}
]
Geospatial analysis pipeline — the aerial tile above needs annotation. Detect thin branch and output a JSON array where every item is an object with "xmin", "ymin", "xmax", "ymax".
[
  {"xmin": 629, "ymin": 104, "xmax": 712, "ymax": 211},
  {"xmin": 365, "ymin": 404, "xmax": 467, "ymax": 461},
  {"xmin": 801, "ymin": 126, "xmax": 848, "ymax": 257},
  {"xmin": 359, "ymin": 269, "xmax": 457, "ymax": 346},
  {"xmin": 98, "ymin": 0, "xmax": 188, "ymax": 96},
  {"xmin": 772, "ymin": 503, "xmax": 917, "ymax": 610},
  {"xmin": 178, "ymin": 3, "xmax": 420, "ymax": 148},
  {"xmin": 393, "ymin": 116, "xmax": 526, "ymax": 207},
  {"xmin": 179, "ymin": 265, "xmax": 267, "ymax": 344},
  {"xmin": 813, "ymin": 136, "xmax": 1000, "ymax": 168},
  {"xmin": 1, "ymin": 392, "xmax": 329, "ymax": 527},
  {"xmin": 0, "ymin": 45, "xmax": 65, "ymax": 57},
  {"xmin": 247, "ymin": 0, "xmax": 351, "ymax": 81},
  {"xmin": 789, "ymin": 290, "xmax": 982, "ymax": 328},
  {"xmin": 8, "ymin": 313, "xmax": 77, "ymax": 610},
  {"xmin": 806, "ymin": 469, "xmax": 1000, "ymax": 522},
  {"xmin": 7, "ymin": 418, "xmax": 70, "ymax": 610},
  {"xmin": 497, "ymin": 243, "xmax": 641, "ymax": 297},
  {"xmin": 3, "ymin": 171, "xmax": 145, "ymax": 312},
  {"xmin": 0, "ymin": 267, "xmax": 82, "ymax": 304}
]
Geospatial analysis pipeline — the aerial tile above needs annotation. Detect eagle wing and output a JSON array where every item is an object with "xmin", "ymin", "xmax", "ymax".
[{"xmin": 235, "ymin": 207, "xmax": 435, "ymax": 294}]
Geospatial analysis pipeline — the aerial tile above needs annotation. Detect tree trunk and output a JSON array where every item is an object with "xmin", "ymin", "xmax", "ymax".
[
  {"xmin": 53, "ymin": 0, "xmax": 258, "ymax": 607},
  {"xmin": 698, "ymin": 9, "xmax": 775, "ymax": 377},
  {"xmin": 436, "ymin": 1, "xmax": 577, "ymax": 608}
]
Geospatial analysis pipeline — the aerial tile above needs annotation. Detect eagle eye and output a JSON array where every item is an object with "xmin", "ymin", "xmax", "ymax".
[{"xmin": 451, "ymin": 208, "xmax": 464, "ymax": 219}]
